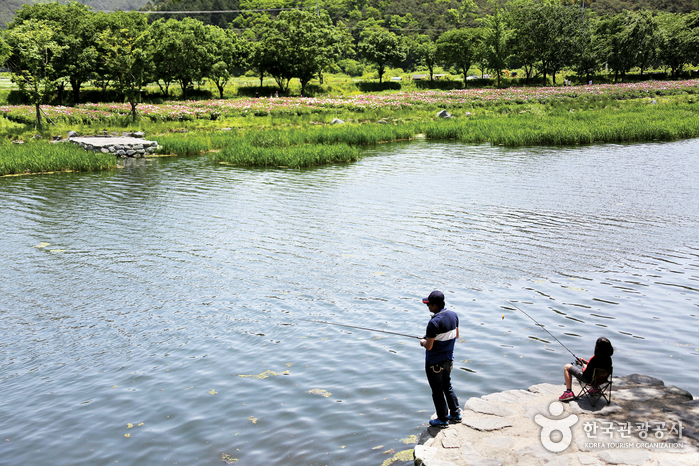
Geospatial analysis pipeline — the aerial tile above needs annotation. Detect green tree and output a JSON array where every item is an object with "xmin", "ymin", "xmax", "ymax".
[
  {"xmin": 359, "ymin": 29, "xmax": 406, "ymax": 83},
  {"xmin": 97, "ymin": 11, "xmax": 151, "ymax": 122},
  {"xmin": 597, "ymin": 10, "xmax": 659, "ymax": 81},
  {"xmin": 4, "ymin": 20, "xmax": 66, "ymax": 127},
  {"xmin": 148, "ymin": 18, "xmax": 212, "ymax": 100},
  {"xmin": 262, "ymin": 10, "xmax": 345, "ymax": 95},
  {"xmin": 629, "ymin": 10, "xmax": 661, "ymax": 75},
  {"xmin": 507, "ymin": 1, "xmax": 577, "ymax": 86},
  {"xmin": 148, "ymin": 18, "xmax": 179, "ymax": 96},
  {"xmin": 249, "ymin": 40, "xmax": 274, "ymax": 90},
  {"xmin": 11, "ymin": 1, "xmax": 99, "ymax": 104},
  {"xmin": 570, "ymin": 14, "xmax": 601, "ymax": 83},
  {"xmin": 478, "ymin": 8, "xmax": 510, "ymax": 88},
  {"xmin": 436, "ymin": 28, "xmax": 480, "ymax": 87},
  {"xmin": 0, "ymin": 36, "xmax": 10, "ymax": 66},
  {"xmin": 657, "ymin": 11, "xmax": 699, "ymax": 78},
  {"xmin": 207, "ymin": 26, "xmax": 248, "ymax": 99},
  {"xmin": 415, "ymin": 35, "xmax": 438, "ymax": 80}
]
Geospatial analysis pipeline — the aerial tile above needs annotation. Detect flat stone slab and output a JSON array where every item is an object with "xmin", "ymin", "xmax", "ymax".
[
  {"xmin": 69, "ymin": 136, "xmax": 159, "ymax": 158},
  {"xmin": 70, "ymin": 136, "xmax": 152, "ymax": 146},
  {"xmin": 598, "ymin": 450, "xmax": 650, "ymax": 464},
  {"xmin": 613, "ymin": 387, "xmax": 665, "ymax": 401},
  {"xmin": 465, "ymin": 397, "xmax": 516, "ymax": 417},
  {"xmin": 462, "ymin": 417, "xmax": 512, "ymax": 431},
  {"xmin": 462, "ymin": 458, "xmax": 503, "ymax": 466},
  {"xmin": 482, "ymin": 389, "xmax": 539, "ymax": 405}
]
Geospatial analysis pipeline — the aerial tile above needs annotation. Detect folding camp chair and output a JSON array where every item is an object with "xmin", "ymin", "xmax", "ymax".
[{"xmin": 575, "ymin": 366, "xmax": 613, "ymax": 407}]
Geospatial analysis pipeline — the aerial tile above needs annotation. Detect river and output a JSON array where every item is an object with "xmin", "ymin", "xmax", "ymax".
[{"xmin": 1, "ymin": 139, "xmax": 697, "ymax": 465}]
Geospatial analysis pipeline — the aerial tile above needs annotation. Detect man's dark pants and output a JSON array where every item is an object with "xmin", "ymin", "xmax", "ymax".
[{"xmin": 425, "ymin": 359, "xmax": 459, "ymax": 421}]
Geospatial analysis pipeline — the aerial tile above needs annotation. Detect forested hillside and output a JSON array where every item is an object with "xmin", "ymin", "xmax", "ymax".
[
  {"xmin": 143, "ymin": 0, "xmax": 697, "ymax": 31},
  {"xmin": 1, "ymin": 0, "xmax": 149, "ymax": 27},
  {"xmin": 3, "ymin": 0, "xmax": 695, "ymax": 28}
]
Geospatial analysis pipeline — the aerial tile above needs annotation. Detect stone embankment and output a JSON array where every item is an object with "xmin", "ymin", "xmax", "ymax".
[
  {"xmin": 412, "ymin": 374, "xmax": 698, "ymax": 466},
  {"xmin": 68, "ymin": 131, "xmax": 158, "ymax": 158}
]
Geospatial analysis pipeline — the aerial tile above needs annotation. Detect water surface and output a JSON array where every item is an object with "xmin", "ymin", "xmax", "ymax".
[{"xmin": 1, "ymin": 139, "xmax": 698, "ymax": 465}]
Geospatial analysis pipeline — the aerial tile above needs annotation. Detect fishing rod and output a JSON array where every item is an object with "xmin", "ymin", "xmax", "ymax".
[
  {"xmin": 299, "ymin": 318, "xmax": 422, "ymax": 340},
  {"xmin": 506, "ymin": 302, "xmax": 580, "ymax": 361}
]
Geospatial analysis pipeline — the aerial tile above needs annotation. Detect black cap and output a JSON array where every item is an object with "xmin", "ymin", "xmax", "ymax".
[{"xmin": 422, "ymin": 290, "xmax": 445, "ymax": 305}]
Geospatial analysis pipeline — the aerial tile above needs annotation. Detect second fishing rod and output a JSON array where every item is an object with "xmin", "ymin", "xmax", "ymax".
[{"xmin": 506, "ymin": 301, "xmax": 581, "ymax": 361}]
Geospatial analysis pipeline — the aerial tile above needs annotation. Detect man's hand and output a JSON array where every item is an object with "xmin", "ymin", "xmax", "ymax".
[{"xmin": 421, "ymin": 337, "xmax": 435, "ymax": 351}]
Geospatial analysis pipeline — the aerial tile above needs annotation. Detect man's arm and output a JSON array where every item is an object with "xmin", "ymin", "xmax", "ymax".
[{"xmin": 421, "ymin": 327, "xmax": 459, "ymax": 350}]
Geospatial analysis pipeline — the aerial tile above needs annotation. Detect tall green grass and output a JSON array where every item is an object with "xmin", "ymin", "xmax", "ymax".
[
  {"xmin": 214, "ymin": 142, "xmax": 362, "ymax": 168},
  {"xmin": 423, "ymin": 104, "xmax": 699, "ymax": 146},
  {"xmin": 0, "ymin": 142, "xmax": 117, "ymax": 176},
  {"xmin": 158, "ymin": 122, "xmax": 423, "ymax": 167}
]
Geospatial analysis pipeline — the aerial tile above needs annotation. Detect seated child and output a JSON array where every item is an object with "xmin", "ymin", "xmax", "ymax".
[{"xmin": 559, "ymin": 337, "xmax": 613, "ymax": 402}]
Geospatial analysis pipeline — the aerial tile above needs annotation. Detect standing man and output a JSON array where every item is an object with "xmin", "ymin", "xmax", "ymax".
[{"xmin": 420, "ymin": 290, "xmax": 461, "ymax": 427}]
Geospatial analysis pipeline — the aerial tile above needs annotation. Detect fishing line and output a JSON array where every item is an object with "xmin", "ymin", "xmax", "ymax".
[
  {"xmin": 298, "ymin": 318, "xmax": 422, "ymax": 340},
  {"xmin": 506, "ymin": 302, "xmax": 580, "ymax": 360}
]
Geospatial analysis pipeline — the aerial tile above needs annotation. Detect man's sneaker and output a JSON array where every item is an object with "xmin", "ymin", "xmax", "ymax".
[
  {"xmin": 429, "ymin": 418, "xmax": 448, "ymax": 427},
  {"xmin": 588, "ymin": 387, "xmax": 602, "ymax": 396},
  {"xmin": 559, "ymin": 389, "xmax": 575, "ymax": 402},
  {"xmin": 446, "ymin": 411, "xmax": 462, "ymax": 423}
]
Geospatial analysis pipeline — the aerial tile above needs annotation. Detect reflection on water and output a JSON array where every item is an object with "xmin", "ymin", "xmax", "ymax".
[{"xmin": 1, "ymin": 139, "xmax": 698, "ymax": 465}]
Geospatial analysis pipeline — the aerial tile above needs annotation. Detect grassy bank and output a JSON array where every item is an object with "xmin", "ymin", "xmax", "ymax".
[
  {"xmin": 422, "ymin": 100, "xmax": 699, "ymax": 146},
  {"xmin": 0, "ymin": 141, "xmax": 117, "ymax": 176},
  {"xmin": 2, "ymin": 89, "xmax": 699, "ymax": 174},
  {"xmin": 153, "ymin": 97, "xmax": 699, "ymax": 168}
]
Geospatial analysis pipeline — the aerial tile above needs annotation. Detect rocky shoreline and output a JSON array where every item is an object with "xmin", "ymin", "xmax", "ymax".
[
  {"xmin": 68, "ymin": 132, "xmax": 159, "ymax": 158},
  {"xmin": 407, "ymin": 373, "xmax": 698, "ymax": 466}
]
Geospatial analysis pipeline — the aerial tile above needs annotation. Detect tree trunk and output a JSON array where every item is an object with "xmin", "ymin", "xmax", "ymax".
[
  {"xmin": 71, "ymin": 78, "xmax": 82, "ymax": 105},
  {"xmin": 130, "ymin": 101, "xmax": 137, "ymax": 123},
  {"xmin": 217, "ymin": 82, "xmax": 224, "ymax": 99},
  {"xmin": 57, "ymin": 82, "xmax": 65, "ymax": 105},
  {"xmin": 35, "ymin": 102, "xmax": 42, "ymax": 129}
]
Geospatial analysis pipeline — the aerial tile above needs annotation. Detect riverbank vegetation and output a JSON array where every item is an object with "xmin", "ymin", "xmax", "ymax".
[
  {"xmin": 3, "ymin": 86, "xmax": 699, "ymax": 174},
  {"xmin": 2, "ymin": 2, "xmax": 699, "ymax": 127}
]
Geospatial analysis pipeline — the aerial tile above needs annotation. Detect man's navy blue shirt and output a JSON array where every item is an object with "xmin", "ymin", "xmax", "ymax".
[{"xmin": 425, "ymin": 308, "xmax": 459, "ymax": 364}]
